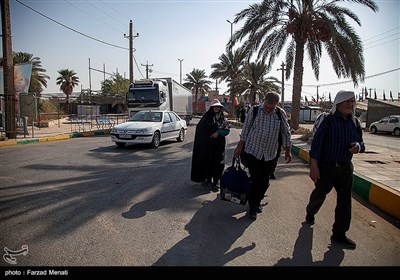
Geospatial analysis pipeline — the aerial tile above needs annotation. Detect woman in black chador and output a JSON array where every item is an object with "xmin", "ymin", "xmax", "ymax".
[{"xmin": 191, "ymin": 99, "xmax": 230, "ymax": 191}]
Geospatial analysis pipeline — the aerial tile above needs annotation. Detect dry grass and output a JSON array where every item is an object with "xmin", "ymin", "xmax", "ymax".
[{"xmin": 291, "ymin": 126, "xmax": 313, "ymax": 141}]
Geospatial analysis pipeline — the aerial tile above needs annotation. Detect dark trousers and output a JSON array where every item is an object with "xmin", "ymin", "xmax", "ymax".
[
  {"xmin": 306, "ymin": 162, "xmax": 354, "ymax": 237},
  {"xmin": 246, "ymin": 153, "xmax": 275, "ymax": 212},
  {"xmin": 270, "ymin": 145, "xmax": 282, "ymax": 176}
]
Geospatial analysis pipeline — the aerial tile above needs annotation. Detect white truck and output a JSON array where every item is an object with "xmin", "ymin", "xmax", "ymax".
[{"xmin": 126, "ymin": 77, "xmax": 193, "ymax": 124}]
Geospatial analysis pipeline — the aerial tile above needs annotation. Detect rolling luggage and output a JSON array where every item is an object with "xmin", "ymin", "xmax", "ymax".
[{"xmin": 220, "ymin": 157, "xmax": 252, "ymax": 205}]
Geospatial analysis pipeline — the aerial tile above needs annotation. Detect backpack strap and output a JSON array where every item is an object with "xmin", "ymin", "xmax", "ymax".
[{"xmin": 252, "ymin": 105, "xmax": 259, "ymax": 121}]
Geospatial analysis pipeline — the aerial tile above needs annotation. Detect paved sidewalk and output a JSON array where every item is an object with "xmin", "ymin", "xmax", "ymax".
[{"xmin": 1, "ymin": 118, "xmax": 399, "ymax": 222}]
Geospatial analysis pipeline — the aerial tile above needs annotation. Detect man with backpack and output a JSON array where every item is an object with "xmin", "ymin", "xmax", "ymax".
[
  {"xmin": 234, "ymin": 92, "xmax": 292, "ymax": 220},
  {"xmin": 305, "ymin": 90, "xmax": 365, "ymax": 250}
]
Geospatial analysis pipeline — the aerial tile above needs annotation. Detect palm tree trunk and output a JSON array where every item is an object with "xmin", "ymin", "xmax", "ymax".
[{"xmin": 291, "ymin": 42, "xmax": 305, "ymax": 130}]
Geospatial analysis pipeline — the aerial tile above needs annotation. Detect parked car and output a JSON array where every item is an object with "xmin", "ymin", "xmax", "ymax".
[
  {"xmin": 369, "ymin": 115, "xmax": 400, "ymax": 136},
  {"xmin": 110, "ymin": 110, "xmax": 187, "ymax": 148}
]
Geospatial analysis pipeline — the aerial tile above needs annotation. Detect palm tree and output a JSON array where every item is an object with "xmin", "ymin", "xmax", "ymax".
[
  {"xmin": 210, "ymin": 49, "xmax": 247, "ymax": 116},
  {"xmin": 231, "ymin": 0, "xmax": 378, "ymax": 129},
  {"xmin": 56, "ymin": 69, "xmax": 79, "ymax": 108},
  {"xmin": 101, "ymin": 72, "xmax": 130, "ymax": 96},
  {"xmin": 183, "ymin": 69, "xmax": 212, "ymax": 102},
  {"xmin": 231, "ymin": 61, "xmax": 281, "ymax": 105},
  {"xmin": 0, "ymin": 51, "xmax": 50, "ymax": 96}
]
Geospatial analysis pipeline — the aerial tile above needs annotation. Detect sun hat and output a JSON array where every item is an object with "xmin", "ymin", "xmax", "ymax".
[{"xmin": 210, "ymin": 99, "xmax": 223, "ymax": 107}]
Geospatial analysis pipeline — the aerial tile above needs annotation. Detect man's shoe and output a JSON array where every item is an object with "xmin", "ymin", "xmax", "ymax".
[
  {"xmin": 257, "ymin": 205, "xmax": 263, "ymax": 213},
  {"xmin": 305, "ymin": 213, "xmax": 315, "ymax": 225},
  {"xmin": 331, "ymin": 235, "xmax": 356, "ymax": 250},
  {"xmin": 248, "ymin": 211, "xmax": 257, "ymax": 220}
]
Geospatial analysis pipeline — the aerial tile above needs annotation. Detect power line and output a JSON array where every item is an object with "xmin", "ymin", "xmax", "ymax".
[
  {"xmin": 301, "ymin": 68, "xmax": 400, "ymax": 88},
  {"xmin": 16, "ymin": 0, "xmax": 128, "ymax": 50}
]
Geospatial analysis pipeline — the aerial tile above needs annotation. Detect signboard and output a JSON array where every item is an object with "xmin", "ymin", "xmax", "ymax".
[
  {"xmin": 0, "ymin": 62, "xmax": 33, "ymax": 118},
  {"xmin": 19, "ymin": 93, "xmax": 37, "ymax": 118}
]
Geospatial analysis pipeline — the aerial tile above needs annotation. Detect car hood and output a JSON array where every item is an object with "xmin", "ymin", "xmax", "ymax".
[{"xmin": 114, "ymin": 121, "xmax": 160, "ymax": 130}]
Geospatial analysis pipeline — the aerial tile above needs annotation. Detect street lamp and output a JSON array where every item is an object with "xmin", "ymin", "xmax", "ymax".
[
  {"xmin": 226, "ymin": 19, "xmax": 233, "ymax": 44},
  {"xmin": 178, "ymin": 59, "xmax": 184, "ymax": 84},
  {"xmin": 277, "ymin": 62, "xmax": 286, "ymax": 109}
]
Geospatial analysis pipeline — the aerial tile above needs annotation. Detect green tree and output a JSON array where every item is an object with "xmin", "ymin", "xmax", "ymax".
[
  {"xmin": 210, "ymin": 49, "xmax": 247, "ymax": 116},
  {"xmin": 231, "ymin": 0, "xmax": 378, "ymax": 129},
  {"xmin": 55, "ymin": 69, "xmax": 79, "ymax": 106},
  {"xmin": 0, "ymin": 51, "xmax": 50, "ymax": 96},
  {"xmin": 101, "ymin": 72, "xmax": 130, "ymax": 96},
  {"xmin": 183, "ymin": 69, "xmax": 212, "ymax": 103},
  {"xmin": 230, "ymin": 61, "xmax": 281, "ymax": 105}
]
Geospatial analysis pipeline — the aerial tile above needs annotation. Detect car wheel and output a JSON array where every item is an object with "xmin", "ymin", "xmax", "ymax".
[
  {"xmin": 370, "ymin": 126, "xmax": 377, "ymax": 134},
  {"xmin": 176, "ymin": 128, "xmax": 185, "ymax": 142},
  {"xmin": 151, "ymin": 131, "xmax": 161, "ymax": 148},
  {"xmin": 394, "ymin": 128, "xmax": 400, "ymax": 137},
  {"xmin": 116, "ymin": 142, "xmax": 126, "ymax": 148}
]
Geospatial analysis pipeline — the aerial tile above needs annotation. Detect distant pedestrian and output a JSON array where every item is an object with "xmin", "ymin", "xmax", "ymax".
[
  {"xmin": 240, "ymin": 106, "xmax": 246, "ymax": 123},
  {"xmin": 305, "ymin": 90, "xmax": 365, "ymax": 250},
  {"xmin": 235, "ymin": 107, "xmax": 241, "ymax": 122}
]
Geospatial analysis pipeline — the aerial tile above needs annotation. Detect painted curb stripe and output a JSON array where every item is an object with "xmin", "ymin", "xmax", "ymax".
[
  {"xmin": 0, "ymin": 141, "xmax": 17, "ymax": 147},
  {"xmin": 352, "ymin": 174, "xmax": 371, "ymax": 201},
  {"xmin": 17, "ymin": 139, "xmax": 39, "ymax": 145},
  {"xmin": 369, "ymin": 184, "xmax": 400, "ymax": 220},
  {"xmin": 299, "ymin": 149, "xmax": 310, "ymax": 162},
  {"xmin": 291, "ymin": 146, "xmax": 300, "ymax": 156}
]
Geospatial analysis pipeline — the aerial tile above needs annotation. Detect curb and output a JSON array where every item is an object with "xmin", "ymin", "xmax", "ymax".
[
  {"xmin": 291, "ymin": 145, "xmax": 400, "ymax": 221},
  {"xmin": 0, "ymin": 129, "xmax": 111, "ymax": 147}
]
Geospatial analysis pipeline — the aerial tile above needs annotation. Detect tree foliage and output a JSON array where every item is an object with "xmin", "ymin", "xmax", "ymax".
[
  {"xmin": 183, "ymin": 69, "xmax": 212, "ymax": 102},
  {"xmin": 230, "ymin": 0, "xmax": 378, "ymax": 129}
]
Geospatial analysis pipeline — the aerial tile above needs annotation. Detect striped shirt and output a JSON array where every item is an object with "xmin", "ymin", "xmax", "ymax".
[
  {"xmin": 310, "ymin": 112, "xmax": 365, "ymax": 163},
  {"xmin": 240, "ymin": 106, "xmax": 292, "ymax": 161}
]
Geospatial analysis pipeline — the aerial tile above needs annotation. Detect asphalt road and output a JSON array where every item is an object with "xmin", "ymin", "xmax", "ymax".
[{"xmin": 0, "ymin": 120, "xmax": 399, "ymax": 274}]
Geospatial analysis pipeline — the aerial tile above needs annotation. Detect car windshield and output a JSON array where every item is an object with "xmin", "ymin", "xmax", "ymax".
[{"xmin": 129, "ymin": 112, "xmax": 162, "ymax": 122}]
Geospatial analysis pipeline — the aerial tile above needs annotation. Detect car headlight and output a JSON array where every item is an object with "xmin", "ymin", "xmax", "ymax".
[{"xmin": 111, "ymin": 128, "xmax": 118, "ymax": 133}]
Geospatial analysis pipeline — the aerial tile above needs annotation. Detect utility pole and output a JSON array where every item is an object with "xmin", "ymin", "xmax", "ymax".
[
  {"xmin": 226, "ymin": 19, "xmax": 234, "ymax": 49},
  {"xmin": 178, "ymin": 59, "xmax": 183, "ymax": 84},
  {"xmin": 277, "ymin": 62, "xmax": 286, "ymax": 109},
  {"xmin": 124, "ymin": 20, "xmax": 139, "ymax": 83},
  {"xmin": 141, "ymin": 61, "xmax": 153, "ymax": 79},
  {"xmin": 1, "ymin": 0, "xmax": 16, "ymax": 139}
]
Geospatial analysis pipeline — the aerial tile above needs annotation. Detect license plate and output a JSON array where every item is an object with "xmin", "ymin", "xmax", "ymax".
[{"xmin": 119, "ymin": 134, "xmax": 131, "ymax": 139}]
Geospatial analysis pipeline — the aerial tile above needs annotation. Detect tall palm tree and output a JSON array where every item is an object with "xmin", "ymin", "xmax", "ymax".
[
  {"xmin": 231, "ymin": 61, "xmax": 281, "ymax": 105},
  {"xmin": 183, "ymin": 69, "xmax": 212, "ymax": 102},
  {"xmin": 210, "ymin": 49, "xmax": 247, "ymax": 116},
  {"xmin": 0, "ymin": 51, "xmax": 50, "ymax": 96},
  {"xmin": 231, "ymin": 0, "xmax": 378, "ymax": 129},
  {"xmin": 56, "ymin": 69, "xmax": 79, "ymax": 106}
]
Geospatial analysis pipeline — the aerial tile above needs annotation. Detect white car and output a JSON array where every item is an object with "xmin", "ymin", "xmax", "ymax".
[
  {"xmin": 369, "ymin": 115, "xmax": 400, "ymax": 136},
  {"xmin": 110, "ymin": 110, "xmax": 187, "ymax": 148}
]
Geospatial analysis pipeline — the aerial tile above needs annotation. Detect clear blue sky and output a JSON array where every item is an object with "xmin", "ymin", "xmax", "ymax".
[{"xmin": 5, "ymin": 0, "xmax": 400, "ymax": 101}]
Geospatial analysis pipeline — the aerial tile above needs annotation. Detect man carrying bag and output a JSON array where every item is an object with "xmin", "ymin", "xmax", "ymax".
[{"xmin": 234, "ymin": 92, "xmax": 292, "ymax": 220}]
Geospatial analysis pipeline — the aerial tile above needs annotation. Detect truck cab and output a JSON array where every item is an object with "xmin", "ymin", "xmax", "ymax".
[
  {"xmin": 126, "ymin": 79, "xmax": 169, "ymax": 118},
  {"xmin": 126, "ymin": 78, "xmax": 193, "ymax": 125}
]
